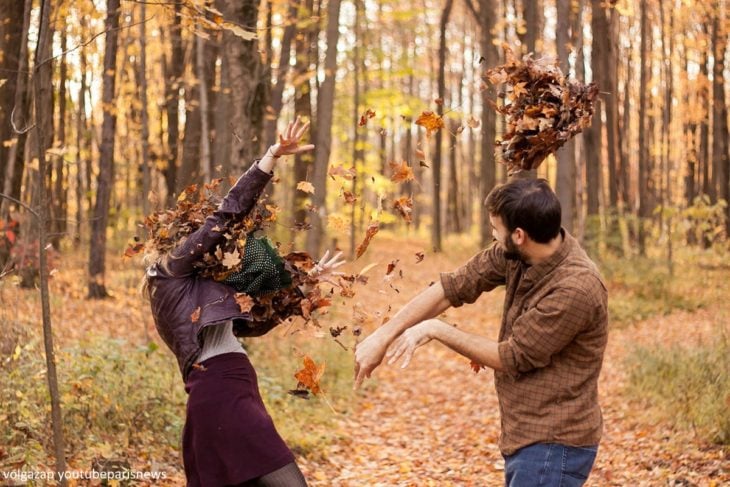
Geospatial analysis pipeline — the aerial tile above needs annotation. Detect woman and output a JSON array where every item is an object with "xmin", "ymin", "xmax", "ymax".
[{"xmin": 143, "ymin": 117, "xmax": 344, "ymax": 486}]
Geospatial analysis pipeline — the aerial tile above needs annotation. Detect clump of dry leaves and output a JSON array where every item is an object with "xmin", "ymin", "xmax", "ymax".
[{"xmin": 486, "ymin": 47, "xmax": 599, "ymax": 174}]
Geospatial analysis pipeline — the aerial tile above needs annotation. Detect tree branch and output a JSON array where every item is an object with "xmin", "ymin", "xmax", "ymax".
[{"xmin": 0, "ymin": 193, "xmax": 39, "ymax": 218}]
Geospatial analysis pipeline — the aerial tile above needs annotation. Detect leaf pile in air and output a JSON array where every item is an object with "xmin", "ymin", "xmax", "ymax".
[{"xmin": 485, "ymin": 47, "xmax": 598, "ymax": 174}]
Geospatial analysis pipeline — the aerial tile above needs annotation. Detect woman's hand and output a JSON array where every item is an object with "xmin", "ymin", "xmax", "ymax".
[
  {"xmin": 271, "ymin": 116, "xmax": 315, "ymax": 157},
  {"xmin": 309, "ymin": 250, "xmax": 346, "ymax": 286}
]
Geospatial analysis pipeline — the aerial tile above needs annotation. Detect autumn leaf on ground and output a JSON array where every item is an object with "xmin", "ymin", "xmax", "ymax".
[
  {"xmin": 392, "ymin": 196, "xmax": 413, "ymax": 223},
  {"xmin": 190, "ymin": 307, "xmax": 201, "ymax": 323},
  {"xmin": 359, "ymin": 108, "xmax": 376, "ymax": 126},
  {"xmin": 294, "ymin": 355, "xmax": 326, "ymax": 395},
  {"xmin": 297, "ymin": 181, "xmax": 315, "ymax": 194},
  {"xmin": 415, "ymin": 251, "xmax": 425, "ymax": 263},
  {"xmin": 415, "ymin": 110, "xmax": 445, "ymax": 136},
  {"xmin": 389, "ymin": 161, "xmax": 415, "ymax": 183},
  {"xmin": 234, "ymin": 293, "xmax": 255, "ymax": 313},
  {"xmin": 355, "ymin": 221, "xmax": 380, "ymax": 258}
]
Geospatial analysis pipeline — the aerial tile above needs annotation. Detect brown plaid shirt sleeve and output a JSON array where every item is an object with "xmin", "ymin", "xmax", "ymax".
[
  {"xmin": 440, "ymin": 243, "xmax": 507, "ymax": 307},
  {"xmin": 498, "ymin": 285, "xmax": 599, "ymax": 377}
]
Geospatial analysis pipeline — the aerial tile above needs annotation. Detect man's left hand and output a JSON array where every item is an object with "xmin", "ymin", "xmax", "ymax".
[{"xmin": 385, "ymin": 320, "xmax": 442, "ymax": 369}]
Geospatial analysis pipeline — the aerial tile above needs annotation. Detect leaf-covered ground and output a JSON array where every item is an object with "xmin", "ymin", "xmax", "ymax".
[{"xmin": 1, "ymin": 236, "xmax": 728, "ymax": 486}]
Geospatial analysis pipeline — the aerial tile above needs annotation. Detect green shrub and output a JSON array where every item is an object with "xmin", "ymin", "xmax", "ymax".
[
  {"xmin": 625, "ymin": 337, "xmax": 730, "ymax": 445},
  {"xmin": 0, "ymin": 336, "xmax": 186, "ymax": 470}
]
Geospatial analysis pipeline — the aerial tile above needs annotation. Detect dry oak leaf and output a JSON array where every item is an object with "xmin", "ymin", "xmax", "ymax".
[
  {"xmin": 386, "ymin": 259, "xmax": 399, "ymax": 276},
  {"xmin": 234, "ymin": 293, "xmax": 255, "ymax": 313},
  {"xmin": 355, "ymin": 221, "xmax": 380, "ymax": 259},
  {"xmin": 415, "ymin": 110, "xmax": 445, "ymax": 136},
  {"xmin": 222, "ymin": 250, "xmax": 242, "ymax": 269},
  {"xmin": 389, "ymin": 161, "xmax": 415, "ymax": 183},
  {"xmin": 294, "ymin": 355, "xmax": 326, "ymax": 395},
  {"xmin": 297, "ymin": 181, "xmax": 315, "ymax": 194},
  {"xmin": 359, "ymin": 108, "xmax": 376, "ymax": 126},
  {"xmin": 392, "ymin": 196, "xmax": 413, "ymax": 223}
]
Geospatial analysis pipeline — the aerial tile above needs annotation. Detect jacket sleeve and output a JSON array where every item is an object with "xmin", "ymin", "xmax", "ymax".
[{"xmin": 165, "ymin": 162, "xmax": 273, "ymax": 277}]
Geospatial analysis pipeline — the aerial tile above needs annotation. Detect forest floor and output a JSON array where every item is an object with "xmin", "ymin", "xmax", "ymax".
[{"xmin": 1, "ymin": 234, "xmax": 728, "ymax": 486}]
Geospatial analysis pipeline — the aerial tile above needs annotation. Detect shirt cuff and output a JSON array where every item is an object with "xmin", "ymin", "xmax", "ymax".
[
  {"xmin": 252, "ymin": 159, "xmax": 274, "ymax": 176},
  {"xmin": 439, "ymin": 272, "xmax": 464, "ymax": 308},
  {"xmin": 498, "ymin": 339, "xmax": 520, "ymax": 378}
]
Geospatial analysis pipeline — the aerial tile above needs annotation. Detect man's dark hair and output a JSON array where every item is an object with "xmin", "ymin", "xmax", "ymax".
[{"xmin": 484, "ymin": 178, "xmax": 561, "ymax": 243}]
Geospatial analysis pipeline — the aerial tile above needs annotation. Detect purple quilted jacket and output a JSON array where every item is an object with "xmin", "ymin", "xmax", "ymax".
[{"xmin": 147, "ymin": 162, "xmax": 276, "ymax": 380}]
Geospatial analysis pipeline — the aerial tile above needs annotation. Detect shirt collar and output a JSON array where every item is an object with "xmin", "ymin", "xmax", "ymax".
[{"xmin": 522, "ymin": 228, "xmax": 572, "ymax": 282}]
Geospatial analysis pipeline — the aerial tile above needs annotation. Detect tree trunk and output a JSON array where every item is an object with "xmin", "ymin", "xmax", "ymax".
[
  {"xmin": 164, "ymin": 2, "xmax": 183, "ymax": 203},
  {"xmin": 306, "ymin": 0, "xmax": 342, "ymax": 257},
  {"xmin": 51, "ymin": 25, "xmax": 68, "ymax": 249},
  {"xmin": 637, "ymin": 0, "xmax": 650, "ymax": 255},
  {"xmin": 433, "ymin": 0, "xmax": 454, "ymax": 252},
  {"xmin": 264, "ymin": 3, "xmax": 297, "ymax": 149},
  {"xmin": 74, "ymin": 37, "xmax": 88, "ymax": 245},
  {"xmin": 349, "ymin": 0, "xmax": 363, "ymax": 259},
  {"xmin": 0, "ymin": 0, "xmax": 28, "ymax": 216},
  {"xmin": 571, "ymin": 0, "xmax": 587, "ymax": 241},
  {"xmin": 711, "ymin": 1, "xmax": 729, "ymax": 235},
  {"xmin": 219, "ymin": 0, "xmax": 266, "ymax": 174},
  {"xmin": 32, "ymin": 0, "xmax": 67, "ymax": 481},
  {"xmin": 520, "ymin": 0, "xmax": 542, "ymax": 55},
  {"xmin": 479, "ymin": 0, "xmax": 499, "ymax": 247},
  {"xmin": 88, "ymin": 0, "xmax": 121, "ymax": 298},
  {"xmin": 291, "ymin": 0, "xmax": 316, "ymax": 235},
  {"xmin": 138, "ymin": 2, "xmax": 151, "ymax": 216},
  {"xmin": 555, "ymin": 0, "xmax": 575, "ymax": 233},
  {"xmin": 447, "ymin": 119, "xmax": 461, "ymax": 233},
  {"xmin": 197, "ymin": 35, "xmax": 212, "ymax": 182}
]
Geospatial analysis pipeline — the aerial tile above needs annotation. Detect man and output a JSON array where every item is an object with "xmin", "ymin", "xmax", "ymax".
[{"xmin": 354, "ymin": 178, "xmax": 608, "ymax": 486}]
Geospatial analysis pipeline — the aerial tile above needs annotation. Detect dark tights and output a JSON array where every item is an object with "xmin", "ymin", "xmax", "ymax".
[{"xmin": 236, "ymin": 462, "xmax": 307, "ymax": 487}]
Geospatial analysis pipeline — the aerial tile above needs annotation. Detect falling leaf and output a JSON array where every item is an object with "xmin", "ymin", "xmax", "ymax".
[
  {"xmin": 221, "ymin": 250, "xmax": 242, "ymax": 269},
  {"xmin": 392, "ymin": 196, "xmax": 413, "ymax": 223},
  {"xmin": 221, "ymin": 22, "xmax": 257, "ymax": 40},
  {"xmin": 389, "ymin": 161, "xmax": 415, "ymax": 183},
  {"xmin": 287, "ymin": 389, "xmax": 310, "ymax": 399},
  {"xmin": 355, "ymin": 221, "xmax": 380, "ymax": 259},
  {"xmin": 297, "ymin": 181, "xmax": 315, "ymax": 194},
  {"xmin": 190, "ymin": 307, "xmax": 201, "ymax": 323},
  {"xmin": 359, "ymin": 108, "xmax": 376, "ymax": 126},
  {"xmin": 328, "ymin": 165, "xmax": 356, "ymax": 180},
  {"xmin": 234, "ymin": 293, "xmax": 255, "ymax": 313},
  {"xmin": 467, "ymin": 115, "xmax": 481, "ymax": 128},
  {"xmin": 434, "ymin": 97, "xmax": 444, "ymax": 105},
  {"xmin": 470, "ymin": 360, "xmax": 486, "ymax": 373},
  {"xmin": 294, "ymin": 355, "xmax": 326, "ymax": 395},
  {"xmin": 415, "ymin": 148, "xmax": 426, "ymax": 160},
  {"xmin": 123, "ymin": 242, "xmax": 144, "ymax": 259},
  {"xmin": 386, "ymin": 259, "xmax": 399, "ymax": 276},
  {"xmin": 342, "ymin": 191, "xmax": 357, "ymax": 204},
  {"xmin": 329, "ymin": 326, "xmax": 347, "ymax": 338},
  {"xmin": 415, "ymin": 251, "xmax": 425, "ymax": 263},
  {"xmin": 415, "ymin": 111, "xmax": 445, "ymax": 136},
  {"xmin": 419, "ymin": 160, "xmax": 430, "ymax": 168}
]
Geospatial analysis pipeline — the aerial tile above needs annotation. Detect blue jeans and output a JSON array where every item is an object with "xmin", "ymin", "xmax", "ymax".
[{"xmin": 503, "ymin": 443, "xmax": 598, "ymax": 487}]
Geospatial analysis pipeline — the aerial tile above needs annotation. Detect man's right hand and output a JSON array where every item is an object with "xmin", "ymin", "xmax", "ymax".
[{"xmin": 354, "ymin": 327, "xmax": 394, "ymax": 389}]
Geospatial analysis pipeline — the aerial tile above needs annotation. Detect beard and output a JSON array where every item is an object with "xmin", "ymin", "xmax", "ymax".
[{"xmin": 503, "ymin": 236, "xmax": 525, "ymax": 262}]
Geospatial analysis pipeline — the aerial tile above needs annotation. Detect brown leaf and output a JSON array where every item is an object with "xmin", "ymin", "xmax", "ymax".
[
  {"xmin": 389, "ymin": 161, "xmax": 415, "ymax": 183},
  {"xmin": 415, "ymin": 111, "xmax": 445, "ymax": 136},
  {"xmin": 297, "ymin": 181, "xmax": 315, "ymax": 194},
  {"xmin": 359, "ymin": 108, "xmax": 376, "ymax": 126},
  {"xmin": 190, "ymin": 307, "xmax": 201, "ymax": 323},
  {"xmin": 234, "ymin": 293, "xmax": 255, "ymax": 313},
  {"xmin": 342, "ymin": 191, "xmax": 357, "ymax": 204},
  {"xmin": 355, "ymin": 221, "xmax": 380, "ymax": 259},
  {"xmin": 392, "ymin": 196, "xmax": 413, "ymax": 223},
  {"xmin": 386, "ymin": 259, "xmax": 399, "ymax": 276},
  {"xmin": 294, "ymin": 355, "xmax": 326, "ymax": 395},
  {"xmin": 415, "ymin": 251, "xmax": 425, "ymax": 263}
]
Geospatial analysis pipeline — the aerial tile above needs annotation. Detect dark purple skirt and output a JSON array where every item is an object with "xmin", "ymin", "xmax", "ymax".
[{"xmin": 182, "ymin": 352, "xmax": 295, "ymax": 486}]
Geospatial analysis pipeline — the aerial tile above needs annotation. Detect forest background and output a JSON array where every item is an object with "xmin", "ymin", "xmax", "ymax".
[{"xmin": 0, "ymin": 0, "xmax": 728, "ymax": 485}]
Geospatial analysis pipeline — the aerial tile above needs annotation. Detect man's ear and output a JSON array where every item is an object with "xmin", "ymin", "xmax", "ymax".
[{"xmin": 512, "ymin": 228, "xmax": 526, "ymax": 245}]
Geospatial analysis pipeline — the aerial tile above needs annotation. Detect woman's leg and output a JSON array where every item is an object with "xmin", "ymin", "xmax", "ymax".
[{"xmin": 241, "ymin": 462, "xmax": 307, "ymax": 487}]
